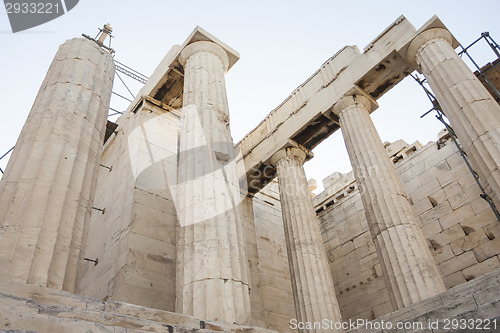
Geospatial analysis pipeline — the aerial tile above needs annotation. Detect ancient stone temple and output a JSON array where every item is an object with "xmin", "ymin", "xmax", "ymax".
[{"xmin": 1, "ymin": 15, "xmax": 500, "ymax": 333}]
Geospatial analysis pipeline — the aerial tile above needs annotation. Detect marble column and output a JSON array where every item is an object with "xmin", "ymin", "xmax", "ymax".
[
  {"xmin": 176, "ymin": 41, "xmax": 251, "ymax": 324},
  {"xmin": 335, "ymin": 95, "xmax": 445, "ymax": 309},
  {"xmin": 271, "ymin": 147, "xmax": 342, "ymax": 332},
  {"xmin": 407, "ymin": 28, "xmax": 500, "ymax": 208},
  {"xmin": 0, "ymin": 38, "xmax": 114, "ymax": 292}
]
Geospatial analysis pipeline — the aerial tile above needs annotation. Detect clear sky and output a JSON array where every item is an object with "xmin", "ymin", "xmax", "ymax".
[{"xmin": 1, "ymin": 0, "xmax": 499, "ymax": 192}]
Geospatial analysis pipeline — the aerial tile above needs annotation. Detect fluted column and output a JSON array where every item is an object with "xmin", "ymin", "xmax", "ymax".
[
  {"xmin": 335, "ymin": 95, "xmax": 445, "ymax": 309},
  {"xmin": 175, "ymin": 41, "xmax": 251, "ymax": 324},
  {"xmin": 0, "ymin": 38, "xmax": 114, "ymax": 291},
  {"xmin": 407, "ymin": 28, "xmax": 500, "ymax": 208},
  {"xmin": 271, "ymin": 147, "xmax": 342, "ymax": 333}
]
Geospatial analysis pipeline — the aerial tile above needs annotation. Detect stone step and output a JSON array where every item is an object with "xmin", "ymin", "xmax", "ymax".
[
  {"xmin": 347, "ymin": 268, "xmax": 500, "ymax": 333},
  {"xmin": 0, "ymin": 281, "xmax": 275, "ymax": 333}
]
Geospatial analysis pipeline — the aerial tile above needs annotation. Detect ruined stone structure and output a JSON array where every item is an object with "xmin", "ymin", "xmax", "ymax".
[{"xmin": 1, "ymin": 15, "xmax": 500, "ymax": 333}]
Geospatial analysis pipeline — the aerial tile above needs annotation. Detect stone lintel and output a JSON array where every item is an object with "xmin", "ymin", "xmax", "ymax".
[
  {"xmin": 137, "ymin": 45, "xmax": 182, "ymax": 106},
  {"xmin": 363, "ymin": 15, "xmax": 410, "ymax": 52},
  {"xmin": 238, "ymin": 16, "xmax": 423, "ymax": 194},
  {"xmin": 143, "ymin": 95, "xmax": 179, "ymax": 112}
]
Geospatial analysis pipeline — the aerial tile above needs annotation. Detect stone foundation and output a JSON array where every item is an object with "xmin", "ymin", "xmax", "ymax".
[
  {"xmin": 348, "ymin": 267, "xmax": 500, "ymax": 332},
  {"xmin": 0, "ymin": 280, "xmax": 275, "ymax": 333}
]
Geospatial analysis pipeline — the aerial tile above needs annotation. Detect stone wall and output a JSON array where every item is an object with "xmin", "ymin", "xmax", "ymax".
[
  {"xmin": 77, "ymin": 99, "xmax": 180, "ymax": 311},
  {"xmin": 316, "ymin": 172, "xmax": 391, "ymax": 321},
  {"xmin": 246, "ymin": 181, "xmax": 295, "ymax": 332},
  {"xmin": 314, "ymin": 130, "xmax": 500, "ymax": 321}
]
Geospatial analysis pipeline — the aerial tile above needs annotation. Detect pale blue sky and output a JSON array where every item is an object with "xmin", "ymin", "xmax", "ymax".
[{"xmin": 1, "ymin": 0, "xmax": 499, "ymax": 192}]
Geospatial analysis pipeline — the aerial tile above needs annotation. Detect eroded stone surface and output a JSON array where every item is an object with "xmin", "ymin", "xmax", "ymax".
[
  {"xmin": 0, "ymin": 38, "xmax": 114, "ymax": 292},
  {"xmin": 336, "ymin": 95, "xmax": 445, "ymax": 310},
  {"xmin": 2, "ymin": 15, "xmax": 500, "ymax": 333},
  {"xmin": 407, "ymin": 27, "xmax": 500, "ymax": 210},
  {"xmin": 347, "ymin": 268, "xmax": 500, "ymax": 333},
  {"xmin": 77, "ymin": 98, "xmax": 180, "ymax": 312},
  {"xmin": 271, "ymin": 147, "xmax": 342, "ymax": 332},
  {"xmin": 0, "ymin": 280, "xmax": 276, "ymax": 333},
  {"xmin": 175, "ymin": 41, "xmax": 251, "ymax": 324}
]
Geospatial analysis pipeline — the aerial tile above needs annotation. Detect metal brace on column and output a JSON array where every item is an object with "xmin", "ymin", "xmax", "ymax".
[
  {"xmin": 411, "ymin": 73, "xmax": 500, "ymax": 223},
  {"xmin": 92, "ymin": 206, "xmax": 106, "ymax": 214},
  {"xmin": 434, "ymin": 109, "xmax": 500, "ymax": 223}
]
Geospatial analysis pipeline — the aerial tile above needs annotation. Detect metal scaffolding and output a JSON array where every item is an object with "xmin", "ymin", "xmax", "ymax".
[
  {"xmin": 1, "ymin": 23, "xmax": 148, "ymax": 174},
  {"xmin": 458, "ymin": 32, "xmax": 500, "ymax": 100},
  {"xmin": 413, "ymin": 31, "xmax": 500, "ymax": 223}
]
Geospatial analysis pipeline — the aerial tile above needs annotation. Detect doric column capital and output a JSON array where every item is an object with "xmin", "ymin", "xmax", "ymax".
[
  {"xmin": 333, "ymin": 94, "xmax": 372, "ymax": 116},
  {"xmin": 406, "ymin": 28, "xmax": 453, "ymax": 70},
  {"xmin": 270, "ymin": 147, "xmax": 307, "ymax": 167},
  {"xmin": 179, "ymin": 41, "xmax": 230, "ymax": 71}
]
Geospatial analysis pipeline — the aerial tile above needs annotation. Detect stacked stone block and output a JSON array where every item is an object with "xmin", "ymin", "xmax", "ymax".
[
  {"xmin": 248, "ymin": 182, "xmax": 296, "ymax": 332},
  {"xmin": 77, "ymin": 100, "xmax": 179, "ymax": 311},
  {"xmin": 315, "ymin": 130, "xmax": 500, "ymax": 321}
]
